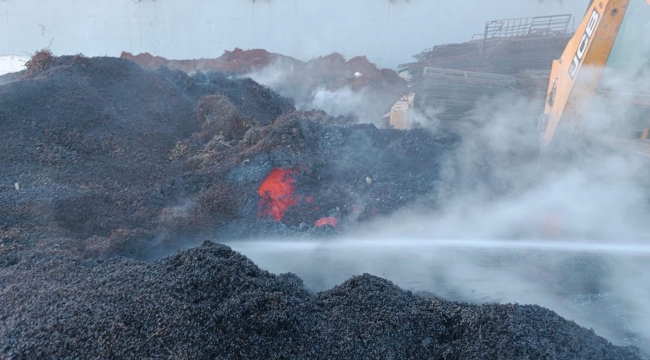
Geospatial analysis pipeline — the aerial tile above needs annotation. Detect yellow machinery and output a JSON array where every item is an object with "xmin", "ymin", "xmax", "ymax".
[{"xmin": 539, "ymin": 0, "xmax": 650, "ymax": 153}]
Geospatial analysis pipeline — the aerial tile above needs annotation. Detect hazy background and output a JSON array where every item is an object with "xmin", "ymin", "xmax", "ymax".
[{"xmin": 1, "ymin": 0, "xmax": 586, "ymax": 68}]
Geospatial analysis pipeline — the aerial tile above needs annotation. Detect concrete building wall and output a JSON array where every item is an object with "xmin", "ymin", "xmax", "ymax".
[{"xmin": 1, "ymin": 0, "xmax": 587, "ymax": 69}]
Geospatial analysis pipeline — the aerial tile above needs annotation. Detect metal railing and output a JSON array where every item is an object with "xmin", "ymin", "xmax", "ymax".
[{"xmin": 471, "ymin": 14, "xmax": 573, "ymax": 42}]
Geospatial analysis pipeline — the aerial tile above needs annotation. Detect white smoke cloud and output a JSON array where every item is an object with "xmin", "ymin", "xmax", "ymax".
[
  {"xmin": 221, "ymin": 1, "xmax": 650, "ymax": 354},
  {"xmin": 307, "ymin": 86, "xmax": 383, "ymax": 123},
  {"xmin": 405, "ymin": 106, "xmax": 443, "ymax": 133},
  {"xmin": 246, "ymin": 58, "xmax": 399, "ymax": 127},
  {"xmin": 228, "ymin": 65, "xmax": 650, "ymax": 354}
]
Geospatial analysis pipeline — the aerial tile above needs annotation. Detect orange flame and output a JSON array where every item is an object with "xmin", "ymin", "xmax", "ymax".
[
  {"xmin": 315, "ymin": 217, "xmax": 338, "ymax": 228},
  {"xmin": 257, "ymin": 168, "xmax": 297, "ymax": 221}
]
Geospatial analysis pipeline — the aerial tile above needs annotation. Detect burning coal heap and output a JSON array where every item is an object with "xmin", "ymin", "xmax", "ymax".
[
  {"xmin": 0, "ymin": 54, "xmax": 453, "ymax": 257},
  {"xmin": 0, "ymin": 54, "xmax": 644, "ymax": 359}
]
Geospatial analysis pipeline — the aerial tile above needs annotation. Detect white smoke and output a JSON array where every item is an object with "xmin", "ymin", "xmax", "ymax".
[
  {"xmin": 307, "ymin": 86, "xmax": 384, "ymax": 123},
  {"xmin": 247, "ymin": 58, "xmax": 399, "ymax": 127},
  {"xmin": 405, "ymin": 106, "xmax": 443, "ymax": 133},
  {"xmin": 229, "ymin": 64, "xmax": 650, "ymax": 354},
  {"xmin": 223, "ymin": 1, "xmax": 650, "ymax": 354}
]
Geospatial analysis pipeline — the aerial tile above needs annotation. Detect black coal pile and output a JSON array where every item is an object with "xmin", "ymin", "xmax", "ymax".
[
  {"xmin": 0, "ymin": 241, "xmax": 642, "ymax": 359},
  {"xmin": 0, "ymin": 54, "xmax": 294, "ymax": 257},
  {"xmin": 0, "ymin": 54, "xmax": 457, "ymax": 258},
  {"xmin": 0, "ymin": 54, "xmax": 644, "ymax": 359}
]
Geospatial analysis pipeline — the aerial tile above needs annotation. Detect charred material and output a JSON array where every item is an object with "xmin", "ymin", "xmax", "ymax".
[
  {"xmin": 0, "ymin": 55, "xmax": 454, "ymax": 258},
  {"xmin": 122, "ymin": 49, "xmax": 409, "ymax": 121},
  {"xmin": 0, "ymin": 242, "xmax": 643, "ymax": 360}
]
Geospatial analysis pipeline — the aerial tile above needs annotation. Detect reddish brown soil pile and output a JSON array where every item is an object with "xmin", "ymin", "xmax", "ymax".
[
  {"xmin": 121, "ymin": 49, "xmax": 408, "ymax": 120},
  {"xmin": 121, "ymin": 48, "xmax": 301, "ymax": 74}
]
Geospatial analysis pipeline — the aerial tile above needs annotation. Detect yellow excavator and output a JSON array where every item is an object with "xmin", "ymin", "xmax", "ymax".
[{"xmin": 539, "ymin": 0, "xmax": 650, "ymax": 155}]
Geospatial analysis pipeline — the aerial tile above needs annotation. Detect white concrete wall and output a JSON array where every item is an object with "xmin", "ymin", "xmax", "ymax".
[
  {"xmin": 0, "ymin": 0, "xmax": 587, "ymax": 69},
  {"xmin": 0, "ymin": 55, "xmax": 29, "ymax": 75}
]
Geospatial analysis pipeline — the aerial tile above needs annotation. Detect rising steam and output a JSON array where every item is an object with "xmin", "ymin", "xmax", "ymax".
[
  {"xmin": 228, "ymin": 65, "xmax": 650, "ymax": 355},
  {"xmin": 245, "ymin": 57, "xmax": 400, "ymax": 127}
]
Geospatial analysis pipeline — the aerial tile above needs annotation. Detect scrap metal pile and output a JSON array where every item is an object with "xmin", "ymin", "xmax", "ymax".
[
  {"xmin": 0, "ymin": 52, "xmax": 645, "ymax": 359},
  {"xmin": 399, "ymin": 14, "xmax": 574, "ymax": 120}
]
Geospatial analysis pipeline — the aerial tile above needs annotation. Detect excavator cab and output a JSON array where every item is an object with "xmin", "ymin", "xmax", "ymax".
[{"xmin": 539, "ymin": 0, "xmax": 650, "ymax": 156}]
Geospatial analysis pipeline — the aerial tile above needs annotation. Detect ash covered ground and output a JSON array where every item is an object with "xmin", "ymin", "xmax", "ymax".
[{"xmin": 0, "ymin": 53, "xmax": 646, "ymax": 359}]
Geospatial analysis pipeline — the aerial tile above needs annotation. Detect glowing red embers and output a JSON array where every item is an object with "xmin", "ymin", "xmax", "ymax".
[
  {"xmin": 315, "ymin": 217, "xmax": 338, "ymax": 228},
  {"xmin": 257, "ymin": 168, "xmax": 297, "ymax": 221}
]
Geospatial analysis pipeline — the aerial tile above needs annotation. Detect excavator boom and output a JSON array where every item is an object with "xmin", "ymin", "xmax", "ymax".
[{"xmin": 539, "ymin": 0, "xmax": 650, "ymax": 149}]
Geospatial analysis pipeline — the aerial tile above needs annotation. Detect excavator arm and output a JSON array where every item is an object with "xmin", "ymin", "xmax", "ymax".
[{"xmin": 539, "ymin": 0, "xmax": 650, "ymax": 149}]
